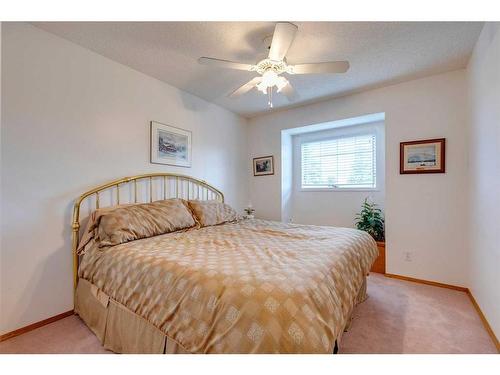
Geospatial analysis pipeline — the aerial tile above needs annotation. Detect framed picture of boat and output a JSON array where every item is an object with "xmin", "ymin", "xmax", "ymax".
[
  {"xmin": 150, "ymin": 121, "xmax": 192, "ymax": 167},
  {"xmin": 400, "ymin": 138, "xmax": 445, "ymax": 174}
]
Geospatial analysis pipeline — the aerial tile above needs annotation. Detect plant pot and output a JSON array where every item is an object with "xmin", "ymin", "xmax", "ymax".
[{"xmin": 370, "ymin": 241, "xmax": 386, "ymax": 274}]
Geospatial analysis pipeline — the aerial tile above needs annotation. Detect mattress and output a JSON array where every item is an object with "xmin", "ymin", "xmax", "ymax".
[{"xmin": 77, "ymin": 219, "xmax": 378, "ymax": 353}]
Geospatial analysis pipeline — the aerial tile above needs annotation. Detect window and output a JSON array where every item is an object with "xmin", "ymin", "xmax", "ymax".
[{"xmin": 301, "ymin": 133, "xmax": 376, "ymax": 189}]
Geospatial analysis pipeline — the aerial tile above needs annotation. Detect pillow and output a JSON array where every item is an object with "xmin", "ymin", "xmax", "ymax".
[
  {"xmin": 95, "ymin": 198, "xmax": 196, "ymax": 247},
  {"xmin": 187, "ymin": 200, "xmax": 239, "ymax": 227},
  {"xmin": 77, "ymin": 203, "xmax": 136, "ymax": 254}
]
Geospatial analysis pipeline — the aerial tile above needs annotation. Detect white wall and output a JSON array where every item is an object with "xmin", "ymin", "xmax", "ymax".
[
  {"xmin": 466, "ymin": 22, "xmax": 500, "ymax": 338},
  {"xmin": 290, "ymin": 121, "xmax": 385, "ymax": 228},
  {"xmin": 0, "ymin": 23, "xmax": 248, "ymax": 335},
  {"xmin": 248, "ymin": 69, "xmax": 469, "ymax": 287}
]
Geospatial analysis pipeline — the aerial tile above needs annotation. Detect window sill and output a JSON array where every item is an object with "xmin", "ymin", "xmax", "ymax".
[{"xmin": 299, "ymin": 188, "xmax": 380, "ymax": 192}]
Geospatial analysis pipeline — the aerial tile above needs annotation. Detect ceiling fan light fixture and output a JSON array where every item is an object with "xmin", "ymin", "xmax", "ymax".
[
  {"xmin": 256, "ymin": 70, "xmax": 288, "ymax": 96},
  {"xmin": 261, "ymin": 70, "xmax": 279, "ymax": 87},
  {"xmin": 276, "ymin": 76, "xmax": 289, "ymax": 92},
  {"xmin": 256, "ymin": 81, "xmax": 267, "ymax": 94}
]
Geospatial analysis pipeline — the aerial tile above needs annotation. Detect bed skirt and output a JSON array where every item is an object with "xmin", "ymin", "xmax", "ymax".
[{"xmin": 75, "ymin": 276, "xmax": 368, "ymax": 354}]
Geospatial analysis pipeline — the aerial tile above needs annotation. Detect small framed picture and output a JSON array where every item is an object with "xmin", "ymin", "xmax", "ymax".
[
  {"xmin": 150, "ymin": 121, "xmax": 192, "ymax": 167},
  {"xmin": 253, "ymin": 156, "xmax": 274, "ymax": 176},
  {"xmin": 400, "ymin": 138, "xmax": 445, "ymax": 174}
]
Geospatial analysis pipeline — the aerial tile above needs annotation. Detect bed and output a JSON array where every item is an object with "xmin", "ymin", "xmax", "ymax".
[{"xmin": 71, "ymin": 173, "xmax": 377, "ymax": 354}]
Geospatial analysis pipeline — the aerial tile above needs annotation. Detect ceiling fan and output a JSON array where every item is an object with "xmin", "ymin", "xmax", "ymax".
[{"xmin": 198, "ymin": 22, "xmax": 350, "ymax": 108}]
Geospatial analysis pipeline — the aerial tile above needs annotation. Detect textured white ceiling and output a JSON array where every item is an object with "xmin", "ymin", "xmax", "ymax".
[{"xmin": 32, "ymin": 22, "xmax": 483, "ymax": 117}]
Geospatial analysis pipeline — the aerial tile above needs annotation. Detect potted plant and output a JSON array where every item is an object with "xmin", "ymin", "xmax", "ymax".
[{"xmin": 355, "ymin": 198, "xmax": 385, "ymax": 273}]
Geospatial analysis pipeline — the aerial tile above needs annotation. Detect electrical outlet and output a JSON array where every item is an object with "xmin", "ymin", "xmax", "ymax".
[{"xmin": 404, "ymin": 251, "xmax": 412, "ymax": 262}]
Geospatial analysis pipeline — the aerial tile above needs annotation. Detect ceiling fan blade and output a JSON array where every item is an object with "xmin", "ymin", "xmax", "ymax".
[
  {"xmin": 198, "ymin": 57, "xmax": 255, "ymax": 71},
  {"xmin": 279, "ymin": 81, "xmax": 298, "ymax": 102},
  {"xmin": 289, "ymin": 61, "xmax": 350, "ymax": 74},
  {"xmin": 268, "ymin": 22, "xmax": 298, "ymax": 61},
  {"xmin": 228, "ymin": 77, "xmax": 262, "ymax": 98}
]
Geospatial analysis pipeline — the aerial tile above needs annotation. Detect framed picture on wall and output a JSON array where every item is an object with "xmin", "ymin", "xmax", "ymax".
[
  {"xmin": 150, "ymin": 121, "xmax": 192, "ymax": 167},
  {"xmin": 253, "ymin": 155, "xmax": 274, "ymax": 176},
  {"xmin": 400, "ymin": 138, "xmax": 445, "ymax": 174}
]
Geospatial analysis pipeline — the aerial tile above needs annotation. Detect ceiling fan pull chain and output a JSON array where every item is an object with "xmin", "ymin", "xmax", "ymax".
[{"xmin": 268, "ymin": 87, "xmax": 273, "ymax": 108}]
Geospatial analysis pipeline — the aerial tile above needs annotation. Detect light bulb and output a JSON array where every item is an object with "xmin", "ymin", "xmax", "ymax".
[{"xmin": 261, "ymin": 70, "xmax": 279, "ymax": 87}]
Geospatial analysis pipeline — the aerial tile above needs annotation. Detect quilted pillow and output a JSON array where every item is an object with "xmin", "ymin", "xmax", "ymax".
[
  {"xmin": 96, "ymin": 198, "xmax": 196, "ymax": 247},
  {"xmin": 187, "ymin": 200, "xmax": 239, "ymax": 227}
]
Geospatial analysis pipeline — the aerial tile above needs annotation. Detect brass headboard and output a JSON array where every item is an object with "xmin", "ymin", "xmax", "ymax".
[{"xmin": 71, "ymin": 173, "xmax": 224, "ymax": 295}]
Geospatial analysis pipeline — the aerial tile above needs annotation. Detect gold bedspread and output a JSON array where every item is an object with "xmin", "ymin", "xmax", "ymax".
[{"xmin": 78, "ymin": 219, "xmax": 377, "ymax": 353}]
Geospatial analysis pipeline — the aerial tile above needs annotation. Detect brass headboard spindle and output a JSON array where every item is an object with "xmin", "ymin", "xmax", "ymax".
[
  {"xmin": 163, "ymin": 176, "xmax": 167, "ymax": 200},
  {"xmin": 149, "ymin": 177, "xmax": 153, "ymax": 202},
  {"xmin": 71, "ymin": 173, "xmax": 224, "ymax": 307},
  {"xmin": 134, "ymin": 180, "xmax": 138, "ymax": 203}
]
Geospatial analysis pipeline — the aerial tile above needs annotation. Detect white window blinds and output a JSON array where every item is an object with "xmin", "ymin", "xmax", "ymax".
[{"xmin": 301, "ymin": 133, "xmax": 376, "ymax": 189}]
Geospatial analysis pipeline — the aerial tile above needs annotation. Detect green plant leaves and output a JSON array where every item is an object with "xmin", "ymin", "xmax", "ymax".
[{"xmin": 354, "ymin": 197, "xmax": 385, "ymax": 241}]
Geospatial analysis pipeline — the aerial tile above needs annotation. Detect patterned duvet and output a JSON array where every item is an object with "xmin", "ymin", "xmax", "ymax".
[{"xmin": 79, "ymin": 219, "xmax": 377, "ymax": 353}]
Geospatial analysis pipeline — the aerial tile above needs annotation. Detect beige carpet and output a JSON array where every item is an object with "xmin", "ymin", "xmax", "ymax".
[{"xmin": 0, "ymin": 274, "xmax": 496, "ymax": 354}]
